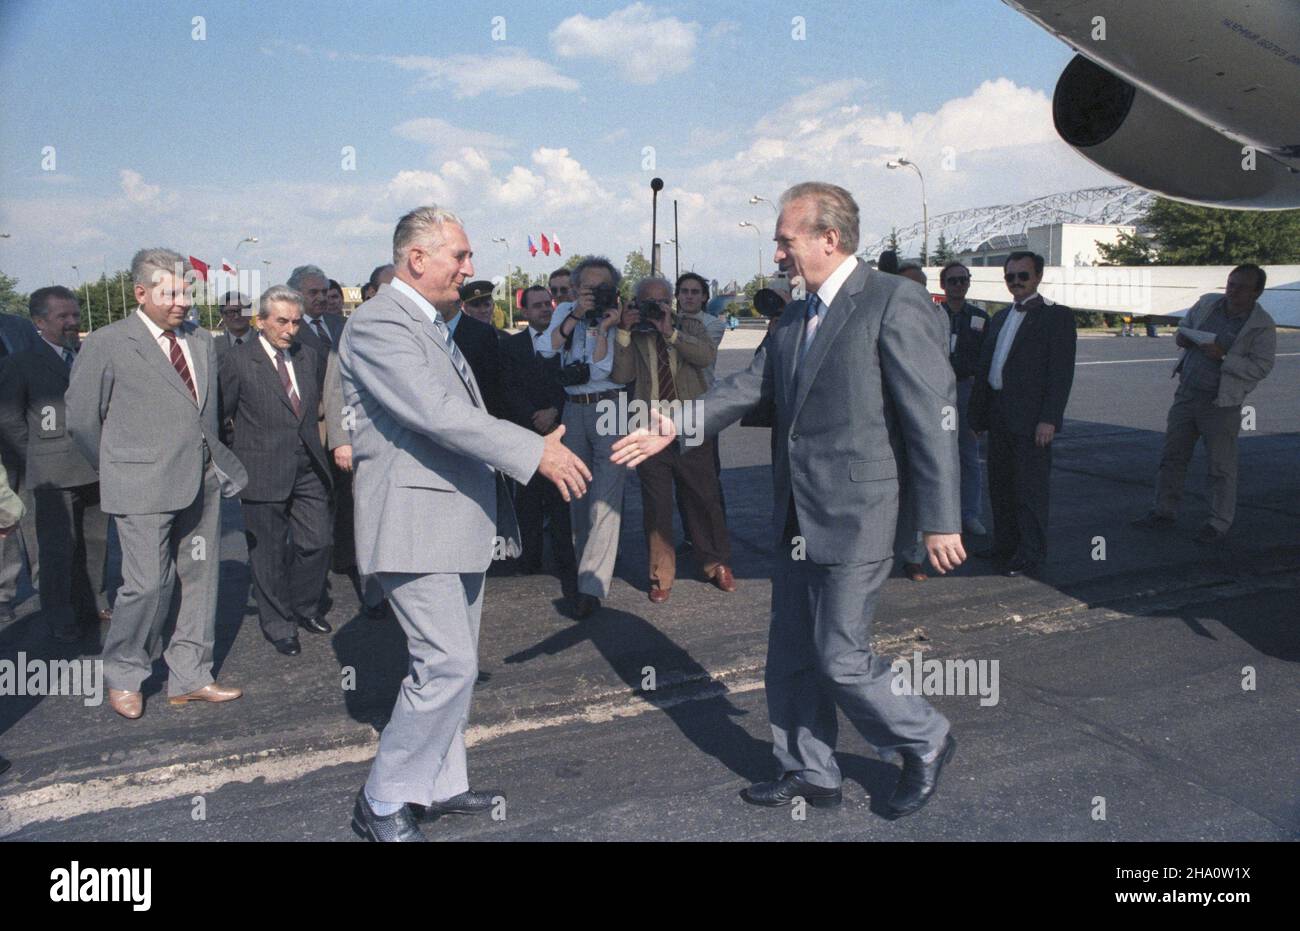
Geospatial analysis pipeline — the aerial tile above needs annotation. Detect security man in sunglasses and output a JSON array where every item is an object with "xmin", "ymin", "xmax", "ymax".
[
  {"xmin": 968, "ymin": 251, "xmax": 1076, "ymax": 578},
  {"xmin": 939, "ymin": 262, "xmax": 991, "ymax": 538}
]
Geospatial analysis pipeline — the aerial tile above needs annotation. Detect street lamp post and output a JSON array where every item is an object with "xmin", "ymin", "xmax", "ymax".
[
  {"xmin": 748, "ymin": 194, "xmax": 777, "ymax": 216},
  {"xmin": 234, "ymin": 236, "xmax": 258, "ymax": 254},
  {"xmin": 72, "ymin": 264, "xmax": 92, "ymax": 332},
  {"xmin": 886, "ymin": 158, "xmax": 928, "ymax": 266},
  {"xmin": 738, "ymin": 221, "xmax": 765, "ymax": 289}
]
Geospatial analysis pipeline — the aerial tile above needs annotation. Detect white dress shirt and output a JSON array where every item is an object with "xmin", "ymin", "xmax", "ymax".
[
  {"xmin": 813, "ymin": 253, "xmax": 860, "ymax": 314},
  {"xmin": 988, "ymin": 296, "xmax": 1033, "ymax": 391},
  {"xmin": 40, "ymin": 333, "xmax": 74, "ymax": 363},
  {"xmin": 259, "ymin": 333, "xmax": 300, "ymax": 397},
  {"xmin": 538, "ymin": 301, "xmax": 620, "ymax": 394},
  {"xmin": 302, "ymin": 313, "xmax": 333, "ymax": 347},
  {"xmin": 390, "ymin": 278, "xmax": 442, "ymax": 328},
  {"xmin": 135, "ymin": 307, "xmax": 196, "ymax": 383}
]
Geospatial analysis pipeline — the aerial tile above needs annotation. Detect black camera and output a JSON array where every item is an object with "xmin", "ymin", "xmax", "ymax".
[
  {"xmin": 556, "ymin": 361, "xmax": 591, "ymax": 387},
  {"xmin": 631, "ymin": 298, "xmax": 667, "ymax": 333},
  {"xmin": 585, "ymin": 279, "xmax": 618, "ymax": 327},
  {"xmin": 753, "ymin": 288, "xmax": 787, "ymax": 319}
]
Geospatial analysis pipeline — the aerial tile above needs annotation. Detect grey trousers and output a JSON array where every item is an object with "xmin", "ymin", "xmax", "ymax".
[
  {"xmin": 103, "ymin": 465, "xmax": 221, "ymax": 696},
  {"xmin": 365, "ymin": 570, "xmax": 484, "ymax": 806},
  {"xmin": 1154, "ymin": 389, "xmax": 1242, "ymax": 532},
  {"xmin": 769, "ymin": 510, "xmax": 949, "ymax": 788},
  {"xmin": 561, "ymin": 399, "xmax": 626, "ymax": 600},
  {"xmin": 34, "ymin": 482, "xmax": 110, "ymax": 630},
  {"xmin": 0, "ymin": 481, "xmax": 38, "ymax": 607}
]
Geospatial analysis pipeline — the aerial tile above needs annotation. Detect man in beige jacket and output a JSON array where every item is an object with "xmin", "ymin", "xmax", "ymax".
[
  {"xmin": 1133, "ymin": 264, "xmax": 1277, "ymax": 543},
  {"xmin": 612, "ymin": 276, "xmax": 734, "ymax": 603}
]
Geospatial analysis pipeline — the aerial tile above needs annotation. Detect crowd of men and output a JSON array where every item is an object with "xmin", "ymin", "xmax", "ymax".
[{"xmin": 0, "ymin": 185, "xmax": 1280, "ymax": 828}]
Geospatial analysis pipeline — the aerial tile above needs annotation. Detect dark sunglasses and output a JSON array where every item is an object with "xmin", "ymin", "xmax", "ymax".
[
  {"xmin": 1004, "ymin": 271, "xmax": 1033, "ymax": 283},
  {"xmin": 944, "ymin": 275, "xmax": 970, "ymax": 285}
]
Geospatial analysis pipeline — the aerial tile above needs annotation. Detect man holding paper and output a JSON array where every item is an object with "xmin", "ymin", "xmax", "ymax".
[{"xmin": 1133, "ymin": 264, "xmax": 1277, "ymax": 544}]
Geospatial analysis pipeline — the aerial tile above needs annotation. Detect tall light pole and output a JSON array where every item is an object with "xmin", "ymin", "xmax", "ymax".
[
  {"xmin": 748, "ymin": 194, "xmax": 777, "ymax": 216},
  {"xmin": 72, "ymin": 264, "xmax": 92, "ymax": 331},
  {"xmin": 886, "ymin": 158, "xmax": 928, "ymax": 265},
  {"xmin": 491, "ymin": 236, "xmax": 512, "ymax": 328},
  {"xmin": 739, "ymin": 221, "xmax": 765, "ymax": 289},
  {"xmin": 234, "ymin": 236, "xmax": 258, "ymax": 254}
]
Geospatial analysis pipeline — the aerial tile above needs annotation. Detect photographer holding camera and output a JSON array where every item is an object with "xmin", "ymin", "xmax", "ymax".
[
  {"xmin": 539, "ymin": 256, "xmax": 627, "ymax": 619},
  {"xmin": 611, "ymin": 276, "xmax": 735, "ymax": 604}
]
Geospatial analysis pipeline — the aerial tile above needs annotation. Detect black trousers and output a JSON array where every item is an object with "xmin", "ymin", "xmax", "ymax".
[
  {"xmin": 34, "ymin": 482, "xmax": 109, "ymax": 630},
  {"xmin": 514, "ymin": 471, "xmax": 576, "ymax": 593},
  {"xmin": 241, "ymin": 446, "xmax": 333, "ymax": 642},
  {"xmin": 987, "ymin": 394, "xmax": 1053, "ymax": 564}
]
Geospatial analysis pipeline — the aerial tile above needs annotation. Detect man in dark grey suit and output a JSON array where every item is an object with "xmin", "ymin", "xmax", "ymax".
[
  {"xmin": 0, "ymin": 287, "xmax": 109, "ymax": 642},
  {"xmin": 219, "ymin": 286, "xmax": 333, "ymax": 656},
  {"xmin": 213, "ymin": 291, "xmax": 254, "ymax": 363},
  {"xmin": 67, "ymin": 248, "xmax": 248, "ymax": 720},
  {"xmin": 615, "ymin": 183, "xmax": 965, "ymax": 819},
  {"xmin": 0, "ymin": 310, "xmax": 41, "ymax": 622},
  {"xmin": 342, "ymin": 206, "xmax": 590, "ymax": 841}
]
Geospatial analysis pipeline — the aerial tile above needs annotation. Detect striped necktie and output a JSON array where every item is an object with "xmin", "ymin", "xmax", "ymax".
[
  {"xmin": 162, "ymin": 330, "xmax": 198, "ymax": 402},
  {"xmin": 275, "ymin": 349, "xmax": 302, "ymax": 418},
  {"xmin": 434, "ymin": 316, "xmax": 475, "ymax": 395},
  {"xmin": 654, "ymin": 334, "xmax": 678, "ymax": 402}
]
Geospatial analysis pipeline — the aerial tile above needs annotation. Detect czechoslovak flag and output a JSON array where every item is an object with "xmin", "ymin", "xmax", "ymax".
[
  {"xmin": 527, "ymin": 235, "xmax": 538, "ymax": 257},
  {"xmin": 540, "ymin": 233, "xmax": 551, "ymax": 256},
  {"xmin": 189, "ymin": 256, "xmax": 209, "ymax": 281},
  {"xmin": 553, "ymin": 234, "xmax": 562, "ymax": 256}
]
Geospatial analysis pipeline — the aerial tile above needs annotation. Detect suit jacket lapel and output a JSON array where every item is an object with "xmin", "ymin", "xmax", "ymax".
[
  {"xmin": 389, "ymin": 288, "xmax": 480, "ymax": 405},
  {"xmin": 126, "ymin": 313, "xmax": 197, "ymax": 407},
  {"xmin": 250, "ymin": 340, "xmax": 298, "ymax": 418},
  {"xmin": 1006, "ymin": 296, "xmax": 1043, "ymax": 365},
  {"xmin": 185, "ymin": 324, "xmax": 208, "ymax": 410},
  {"xmin": 792, "ymin": 259, "xmax": 869, "ymax": 420},
  {"xmin": 34, "ymin": 340, "xmax": 70, "ymax": 387}
]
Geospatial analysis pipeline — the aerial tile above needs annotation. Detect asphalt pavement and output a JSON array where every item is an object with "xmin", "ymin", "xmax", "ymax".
[{"xmin": 1, "ymin": 327, "xmax": 1297, "ymax": 841}]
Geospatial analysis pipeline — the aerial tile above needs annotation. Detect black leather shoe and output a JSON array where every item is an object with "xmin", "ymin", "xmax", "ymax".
[
  {"xmin": 885, "ymin": 735, "xmax": 956, "ymax": 819},
  {"xmin": 418, "ymin": 788, "xmax": 504, "ymax": 818},
  {"xmin": 351, "ymin": 788, "xmax": 426, "ymax": 842},
  {"xmin": 272, "ymin": 636, "xmax": 301, "ymax": 656},
  {"xmin": 1003, "ymin": 558, "xmax": 1039, "ymax": 578},
  {"xmin": 298, "ymin": 615, "xmax": 332, "ymax": 635},
  {"xmin": 363, "ymin": 600, "xmax": 389, "ymax": 619},
  {"xmin": 741, "ymin": 773, "xmax": 842, "ymax": 808},
  {"xmin": 572, "ymin": 594, "xmax": 600, "ymax": 620}
]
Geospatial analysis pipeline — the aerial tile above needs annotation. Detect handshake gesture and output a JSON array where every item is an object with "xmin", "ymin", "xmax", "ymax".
[{"xmin": 610, "ymin": 407, "xmax": 677, "ymax": 468}]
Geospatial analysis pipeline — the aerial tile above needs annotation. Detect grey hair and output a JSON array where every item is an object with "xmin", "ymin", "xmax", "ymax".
[
  {"xmin": 287, "ymin": 264, "xmax": 327, "ymax": 292},
  {"xmin": 392, "ymin": 206, "xmax": 463, "ymax": 265},
  {"xmin": 257, "ymin": 284, "xmax": 305, "ymax": 319},
  {"xmin": 130, "ymin": 248, "xmax": 189, "ymax": 287},
  {"xmin": 779, "ymin": 182, "xmax": 860, "ymax": 255},
  {"xmin": 571, "ymin": 255, "xmax": 622, "ymax": 292},
  {"xmin": 634, "ymin": 276, "xmax": 672, "ymax": 300}
]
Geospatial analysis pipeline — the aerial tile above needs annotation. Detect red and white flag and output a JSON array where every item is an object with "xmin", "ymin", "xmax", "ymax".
[
  {"xmin": 540, "ymin": 233, "xmax": 551, "ymax": 256},
  {"xmin": 189, "ymin": 256, "xmax": 209, "ymax": 281},
  {"xmin": 552, "ymin": 234, "xmax": 562, "ymax": 256},
  {"xmin": 221, "ymin": 260, "xmax": 237, "ymax": 274}
]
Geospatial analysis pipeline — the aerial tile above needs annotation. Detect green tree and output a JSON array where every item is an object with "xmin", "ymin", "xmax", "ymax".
[
  {"xmin": 886, "ymin": 227, "xmax": 901, "ymax": 255},
  {"xmin": 0, "ymin": 271, "xmax": 28, "ymax": 316},
  {"xmin": 933, "ymin": 232, "xmax": 957, "ymax": 265},
  {"xmin": 1097, "ymin": 197, "xmax": 1300, "ymax": 265},
  {"xmin": 622, "ymin": 249, "xmax": 652, "ymax": 297}
]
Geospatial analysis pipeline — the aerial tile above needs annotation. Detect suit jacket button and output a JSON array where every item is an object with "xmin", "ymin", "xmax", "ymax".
[{"xmin": 790, "ymin": 433, "xmax": 799, "ymax": 442}]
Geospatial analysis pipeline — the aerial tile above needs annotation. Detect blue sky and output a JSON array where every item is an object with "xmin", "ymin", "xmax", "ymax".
[{"xmin": 0, "ymin": 0, "xmax": 1116, "ymax": 292}]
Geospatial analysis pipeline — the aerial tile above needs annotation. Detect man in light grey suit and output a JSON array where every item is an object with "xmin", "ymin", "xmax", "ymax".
[
  {"xmin": 67, "ymin": 248, "xmax": 248, "ymax": 720},
  {"xmin": 342, "ymin": 206, "xmax": 590, "ymax": 842},
  {"xmin": 615, "ymin": 183, "xmax": 966, "ymax": 819},
  {"xmin": 0, "ymin": 310, "xmax": 41, "ymax": 622}
]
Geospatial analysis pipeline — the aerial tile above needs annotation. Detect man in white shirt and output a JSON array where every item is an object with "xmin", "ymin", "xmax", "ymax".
[{"xmin": 539, "ymin": 257, "xmax": 626, "ymax": 618}]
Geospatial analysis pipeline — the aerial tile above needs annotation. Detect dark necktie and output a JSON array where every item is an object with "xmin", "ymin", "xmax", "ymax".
[
  {"xmin": 62, "ymin": 347, "xmax": 75, "ymax": 368},
  {"xmin": 654, "ymin": 334, "xmax": 678, "ymax": 402},
  {"xmin": 276, "ymin": 349, "xmax": 302, "ymax": 418},
  {"xmin": 162, "ymin": 330, "xmax": 197, "ymax": 402},
  {"xmin": 800, "ymin": 294, "xmax": 823, "ymax": 363},
  {"xmin": 313, "ymin": 319, "xmax": 331, "ymax": 349}
]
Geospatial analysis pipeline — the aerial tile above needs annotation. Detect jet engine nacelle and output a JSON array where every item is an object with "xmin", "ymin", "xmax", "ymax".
[{"xmin": 1053, "ymin": 54, "xmax": 1300, "ymax": 210}]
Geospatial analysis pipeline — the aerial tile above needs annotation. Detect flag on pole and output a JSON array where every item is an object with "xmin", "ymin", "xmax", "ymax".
[
  {"xmin": 553, "ymin": 234, "xmax": 562, "ymax": 257},
  {"xmin": 221, "ymin": 260, "xmax": 237, "ymax": 274},
  {"xmin": 189, "ymin": 256, "xmax": 209, "ymax": 281},
  {"xmin": 540, "ymin": 233, "xmax": 551, "ymax": 256},
  {"xmin": 527, "ymin": 235, "xmax": 538, "ymax": 257}
]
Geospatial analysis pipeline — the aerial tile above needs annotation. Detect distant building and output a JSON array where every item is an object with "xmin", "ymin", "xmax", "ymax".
[{"xmin": 956, "ymin": 222, "xmax": 1136, "ymax": 268}]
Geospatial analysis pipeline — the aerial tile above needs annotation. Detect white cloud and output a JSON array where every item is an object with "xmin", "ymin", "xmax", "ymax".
[
  {"xmin": 551, "ymin": 4, "xmax": 699, "ymax": 84},
  {"xmin": 379, "ymin": 48, "xmax": 579, "ymax": 98},
  {"xmin": 119, "ymin": 169, "xmax": 161, "ymax": 204},
  {"xmin": 393, "ymin": 117, "xmax": 514, "ymax": 162}
]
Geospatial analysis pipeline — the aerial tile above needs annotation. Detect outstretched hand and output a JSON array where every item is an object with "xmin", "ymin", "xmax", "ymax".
[
  {"xmin": 610, "ymin": 408, "xmax": 676, "ymax": 468},
  {"xmin": 537, "ymin": 426, "xmax": 592, "ymax": 501}
]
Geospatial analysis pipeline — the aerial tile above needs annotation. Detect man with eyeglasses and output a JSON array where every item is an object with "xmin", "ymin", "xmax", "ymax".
[
  {"xmin": 215, "ymin": 291, "xmax": 254, "ymax": 362},
  {"xmin": 939, "ymin": 263, "xmax": 991, "ymax": 538},
  {"xmin": 548, "ymin": 268, "xmax": 572, "ymax": 307},
  {"xmin": 968, "ymin": 251, "xmax": 1076, "ymax": 578}
]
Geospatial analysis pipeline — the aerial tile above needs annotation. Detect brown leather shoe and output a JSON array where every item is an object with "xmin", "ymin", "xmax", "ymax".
[
  {"xmin": 710, "ymin": 565, "xmax": 737, "ymax": 593},
  {"xmin": 648, "ymin": 585, "xmax": 670, "ymax": 604},
  {"xmin": 903, "ymin": 563, "xmax": 929, "ymax": 582},
  {"xmin": 108, "ymin": 689, "xmax": 143, "ymax": 719},
  {"xmin": 168, "ymin": 682, "xmax": 243, "ymax": 706}
]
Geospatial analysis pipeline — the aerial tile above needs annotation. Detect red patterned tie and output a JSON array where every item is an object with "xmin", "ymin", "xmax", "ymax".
[
  {"xmin": 162, "ymin": 330, "xmax": 197, "ymax": 402},
  {"xmin": 654, "ymin": 334, "xmax": 678, "ymax": 402}
]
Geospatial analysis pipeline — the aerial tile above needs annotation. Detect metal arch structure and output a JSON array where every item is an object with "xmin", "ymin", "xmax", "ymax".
[{"xmin": 861, "ymin": 185, "xmax": 1154, "ymax": 260}]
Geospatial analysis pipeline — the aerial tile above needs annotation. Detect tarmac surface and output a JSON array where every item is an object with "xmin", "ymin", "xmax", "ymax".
[{"xmin": 1, "ymin": 326, "xmax": 1297, "ymax": 841}]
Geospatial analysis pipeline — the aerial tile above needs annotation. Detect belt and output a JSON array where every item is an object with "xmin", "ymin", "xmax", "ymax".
[{"xmin": 566, "ymin": 388, "xmax": 621, "ymax": 405}]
